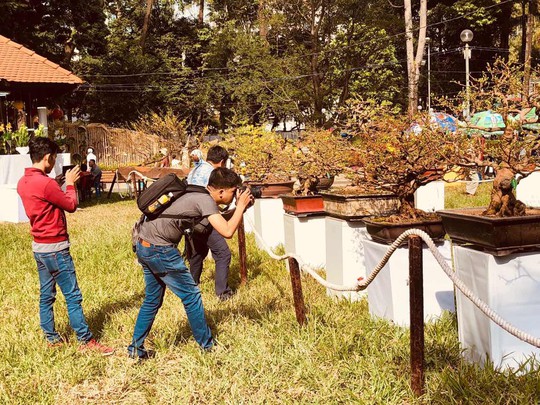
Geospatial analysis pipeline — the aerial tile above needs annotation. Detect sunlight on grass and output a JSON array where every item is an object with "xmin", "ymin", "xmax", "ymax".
[
  {"xmin": 444, "ymin": 181, "xmax": 492, "ymax": 209},
  {"xmin": 0, "ymin": 193, "xmax": 539, "ymax": 403}
]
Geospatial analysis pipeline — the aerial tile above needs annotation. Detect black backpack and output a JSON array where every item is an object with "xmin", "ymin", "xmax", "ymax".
[{"xmin": 131, "ymin": 173, "xmax": 211, "ymax": 254}]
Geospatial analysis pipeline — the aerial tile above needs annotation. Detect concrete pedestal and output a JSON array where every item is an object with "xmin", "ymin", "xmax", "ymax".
[
  {"xmin": 0, "ymin": 154, "xmax": 70, "ymax": 223},
  {"xmin": 454, "ymin": 246, "xmax": 540, "ymax": 370},
  {"xmin": 254, "ymin": 198, "xmax": 285, "ymax": 250},
  {"xmin": 363, "ymin": 239, "xmax": 455, "ymax": 327},
  {"xmin": 284, "ymin": 213, "xmax": 326, "ymax": 269},
  {"xmin": 415, "ymin": 181, "xmax": 445, "ymax": 212},
  {"xmin": 0, "ymin": 185, "xmax": 29, "ymax": 223},
  {"xmin": 324, "ymin": 216, "xmax": 369, "ymax": 301},
  {"xmin": 516, "ymin": 171, "xmax": 540, "ymax": 208},
  {"xmin": 243, "ymin": 205, "xmax": 255, "ymax": 233}
]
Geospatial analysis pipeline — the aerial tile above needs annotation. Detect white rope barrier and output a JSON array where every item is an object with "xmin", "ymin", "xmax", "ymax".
[
  {"xmin": 448, "ymin": 178, "xmax": 494, "ymax": 184},
  {"xmin": 243, "ymin": 215, "xmax": 540, "ymax": 348},
  {"xmin": 126, "ymin": 170, "xmax": 150, "ymax": 182}
]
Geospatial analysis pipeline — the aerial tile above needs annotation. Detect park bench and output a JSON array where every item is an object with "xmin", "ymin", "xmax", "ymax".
[{"xmin": 99, "ymin": 170, "xmax": 118, "ymax": 198}]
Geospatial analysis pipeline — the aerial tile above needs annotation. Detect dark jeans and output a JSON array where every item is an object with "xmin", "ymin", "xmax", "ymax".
[
  {"xmin": 94, "ymin": 174, "xmax": 102, "ymax": 197},
  {"xmin": 33, "ymin": 249, "xmax": 93, "ymax": 343},
  {"xmin": 189, "ymin": 227, "xmax": 232, "ymax": 297},
  {"xmin": 129, "ymin": 241, "xmax": 213, "ymax": 358}
]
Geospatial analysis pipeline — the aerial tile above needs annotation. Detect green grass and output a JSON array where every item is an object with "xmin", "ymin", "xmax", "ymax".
[
  {"xmin": 0, "ymin": 193, "xmax": 539, "ymax": 404},
  {"xmin": 444, "ymin": 181, "xmax": 492, "ymax": 209}
]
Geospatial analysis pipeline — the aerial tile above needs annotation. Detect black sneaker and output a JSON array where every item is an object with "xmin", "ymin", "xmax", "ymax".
[
  {"xmin": 218, "ymin": 291, "xmax": 235, "ymax": 302},
  {"xmin": 128, "ymin": 349, "xmax": 154, "ymax": 361}
]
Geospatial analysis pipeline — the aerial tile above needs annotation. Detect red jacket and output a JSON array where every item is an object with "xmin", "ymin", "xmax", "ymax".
[{"xmin": 17, "ymin": 167, "xmax": 77, "ymax": 243}]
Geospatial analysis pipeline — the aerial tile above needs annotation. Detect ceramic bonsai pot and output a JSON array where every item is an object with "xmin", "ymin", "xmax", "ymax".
[
  {"xmin": 320, "ymin": 191, "xmax": 399, "ymax": 220},
  {"xmin": 363, "ymin": 217, "xmax": 445, "ymax": 244},
  {"xmin": 438, "ymin": 208, "xmax": 540, "ymax": 256},
  {"xmin": 247, "ymin": 181, "xmax": 296, "ymax": 198},
  {"xmin": 314, "ymin": 176, "xmax": 335, "ymax": 191},
  {"xmin": 280, "ymin": 194, "xmax": 324, "ymax": 215}
]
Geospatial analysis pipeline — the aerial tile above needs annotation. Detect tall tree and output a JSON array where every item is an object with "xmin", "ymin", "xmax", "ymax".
[
  {"xmin": 404, "ymin": 0, "xmax": 428, "ymax": 118},
  {"xmin": 199, "ymin": 0, "xmax": 205, "ymax": 25},
  {"xmin": 0, "ymin": 0, "xmax": 108, "ymax": 67},
  {"xmin": 141, "ymin": 0, "xmax": 155, "ymax": 49}
]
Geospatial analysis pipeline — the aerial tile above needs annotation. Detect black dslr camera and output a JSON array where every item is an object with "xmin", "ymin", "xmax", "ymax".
[{"xmin": 238, "ymin": 184, "xmax": 262, "ymax": 199}]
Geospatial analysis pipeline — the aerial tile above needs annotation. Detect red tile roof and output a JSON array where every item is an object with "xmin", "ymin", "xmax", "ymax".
[{"xmin": 0, "ymin": 35, "xmax": 83, "ymax": 85}]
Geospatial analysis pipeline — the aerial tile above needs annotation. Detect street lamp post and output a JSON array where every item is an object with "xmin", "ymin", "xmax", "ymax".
[
  {"xmin": 426, "ymin": 37, "xmax": 431, "ymax": 112},
  {"xmin": 460, "ymin": 29, "xmax": 473, "ymax": 120}
]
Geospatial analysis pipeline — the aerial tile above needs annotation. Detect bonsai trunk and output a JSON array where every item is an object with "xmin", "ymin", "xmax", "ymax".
[
  {"xmin": 398, "ymin": 193, "xmax": 422, "ymax": 220},
  {"xmin": 483, "ymin": 167, "xmax": 526, "ymax": 216}
]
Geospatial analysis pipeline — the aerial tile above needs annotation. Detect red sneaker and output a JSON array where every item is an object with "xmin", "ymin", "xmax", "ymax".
[
  {"xmin": 79, "ymin": 338, "xmax": 115, "ymax": 356},
  {"xmin": 47, "ymin": 341, "xmax": 63, "ymax": 348}
]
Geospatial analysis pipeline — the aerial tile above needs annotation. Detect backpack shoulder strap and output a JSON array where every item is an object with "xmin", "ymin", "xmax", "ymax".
[{"xmin": 185, "ymin": 184, "xmax": 210, "ymax": 194}]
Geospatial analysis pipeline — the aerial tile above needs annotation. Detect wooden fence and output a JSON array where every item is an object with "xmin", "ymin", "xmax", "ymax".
[{"xmin": 52, "ymin": 122, "xmax": 165, "ymax": 168}]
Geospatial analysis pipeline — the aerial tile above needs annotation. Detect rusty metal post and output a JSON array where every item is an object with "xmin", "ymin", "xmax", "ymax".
[
  {"xmin": 130, "ymin": 172, "xmax": 138, "ymax": 199},
  {"xmin": 238, "ymin": 217, "xmax": 248, "ymax": 285},
  {"xmin": 106, "ymin": 171, "xmax": 117, "ymax": 199},
  {"xmin": 288, "ymin": 257, "xmax": 307, "ymax": 326},
  {"xmin": 409, "ymin": 235, "xmax": 425, "ymax": 397}
]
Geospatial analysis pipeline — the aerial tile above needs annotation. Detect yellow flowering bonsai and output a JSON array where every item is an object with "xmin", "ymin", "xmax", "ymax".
[
  {"xmin": 221, "ymin": 126, "xmax": 295, "ymax": 182},
  {"xmin": 291, "ymin": 128, "xmax": 350, "ymax": 195}
]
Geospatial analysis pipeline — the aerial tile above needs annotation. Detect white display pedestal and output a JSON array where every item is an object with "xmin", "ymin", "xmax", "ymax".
[
  {"xmin": 325, "ymin": 216, "xmax": 369, "ymax": 301},
  {"xmin": 254, "ymin": 198, "xmax": 285, "ymax": 250},
  {"xmin": 243, "ymin": 205, "xmax": 255, "ymax": 233},
  {"xmin": 284, "ymin": 213, "xmax": 326, "ymax": 269},
  {"xmin": 454, "ymin": 246, "xmax": 540, "ymax": 371},
  {"xmin": 363, "ymin": 239, "xmax": 455, "ymax": 327},
  {"xmin": 516, "ymin": 172, "xmax": 540, "ymax": 208},
  {"xmin": 0, "ymin": 184, "xmax": 29, "ymax": 223},
  {"xmin": 414, "ymin": 181, "xmax": 445, "ymax": 212},
  {"xmin": 0, "ymin": 154, "xmax": 71, "ymax": 223}
]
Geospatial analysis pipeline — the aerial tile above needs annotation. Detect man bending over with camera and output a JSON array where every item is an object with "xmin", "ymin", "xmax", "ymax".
[{"xmin": 129, "ymin": 168, "xmax": 252, "ymax": 358}]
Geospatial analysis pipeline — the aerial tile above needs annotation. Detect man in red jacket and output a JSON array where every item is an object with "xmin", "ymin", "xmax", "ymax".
[{"xmin": 17, "ymin": 137, "xmax": 114, "ymax": 355}]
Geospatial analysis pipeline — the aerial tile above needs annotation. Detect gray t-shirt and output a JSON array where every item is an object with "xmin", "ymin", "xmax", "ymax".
[{"xmin": 138, "ymin": 192, "xmax": 219, "ymax": 246}]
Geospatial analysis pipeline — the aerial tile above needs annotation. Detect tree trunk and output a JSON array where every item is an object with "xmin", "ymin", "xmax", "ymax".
[
  {"xmin": 483, "ymin": 167, "xmax": 526, "ymax": 216},
  {"xmin": 310, "ymin": 3, "xmax": 326, "ymax": 126},
  {"xmin": 521, "ymin": 0, "xmax": 527, "ymax": 64},
  {"xmin": 523, "ymin": 3, "xmax": 535, "ymax": 104},
  {"xmin": 198, "ymin": 0, "xmax": 204, "ymax": 26},
  {"xmin": 140, "ymin": 0, "xmax": 154, "ymax": 50},
  {"xmin": 404, "ymin": 0, "xmax": 427, "ymax": 119},
  {"xmin": 258, "ymin": 0, "xmax": 267, "ymax": 39}
]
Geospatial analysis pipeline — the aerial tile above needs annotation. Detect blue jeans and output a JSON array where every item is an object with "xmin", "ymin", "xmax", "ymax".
[
  {"xmin": 33, "ymin": 249, "xmax": 93, "ymax": 343},
  {"xmin": 129, "ymin": 241, "xmax": 213, "ymax": 357}
]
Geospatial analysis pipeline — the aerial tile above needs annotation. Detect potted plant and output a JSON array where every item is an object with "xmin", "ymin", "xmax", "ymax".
[
  {"xmin": 281, "ymin": 128, "xmax": 349, "ymax": 215},
  {"xmin": 221, "ymin": 126, "xmax": 296, "ymax": 198},
  {"xmin": 437, "ymin": 60, "xmax": 540, "ymax": 255},
  {"xmin": 0, "ymin": 122, "xmax": 14, "ymax": 154},
  {"xmin": 330, "ymin": 99, "xmax": 465, "ymax": 240},
  {"xmin": 11, "ymin": 125, "xmax": 31, "ymax": 154}
]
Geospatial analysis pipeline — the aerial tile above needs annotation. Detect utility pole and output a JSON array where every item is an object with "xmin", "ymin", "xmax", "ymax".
[
  {"xmin": 426, "ymin": 37, "xmax": 431, "ymax": 112},
  {"xmin": 461, "ymin": 29, "xmax": 473, "ymax": 120}
]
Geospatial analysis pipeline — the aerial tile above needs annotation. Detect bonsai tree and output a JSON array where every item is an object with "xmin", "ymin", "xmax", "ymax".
[
  {"xmin": 439, "ymin": 59, "xmax": 540, "ymax": 217},
  {"xmin": 291, "ymin": 128, "xmax": 349, "ymax": 195},
  {"xmin": 343, "ymin": 99, "xmax": 467, "ymax": 221},
  {"xmin": 221, "ymin": 126, "xmax": 295, "ymax": 182}
]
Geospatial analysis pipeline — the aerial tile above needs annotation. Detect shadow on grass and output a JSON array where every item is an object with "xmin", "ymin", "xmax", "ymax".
[
  {"xmin": 78, "ymin": 192, "xmax": 133, "ymax": 209},
  {"xmin": 83, "ymin": 292, "xmax": 145, "ymax": 339},
  {"xmin": 172, "ymin": 298, "xmax": 285, "ymax": 346}
]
